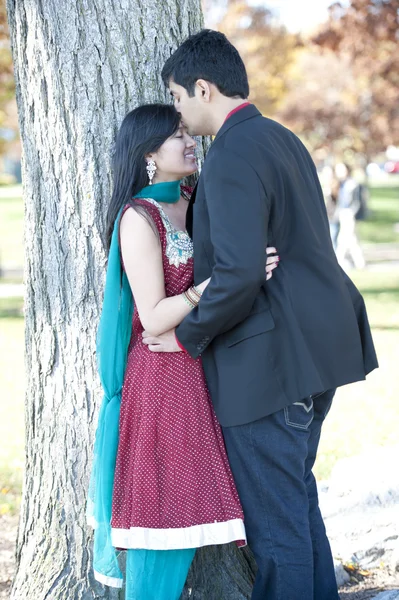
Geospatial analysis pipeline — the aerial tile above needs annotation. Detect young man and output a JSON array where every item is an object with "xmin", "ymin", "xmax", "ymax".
[{"xmin": 143, "ymin": 30, "xmax": 378, "ymax": 600}]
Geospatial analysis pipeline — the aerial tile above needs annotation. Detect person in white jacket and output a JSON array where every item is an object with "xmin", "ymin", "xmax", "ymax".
[{"xmin": 335, "ymin": 163, "xmax": 366, "ymax": 270}]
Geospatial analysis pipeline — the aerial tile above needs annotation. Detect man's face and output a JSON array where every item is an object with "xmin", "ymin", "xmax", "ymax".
[{"xmin": 169, "ymin": 80, "xmax": 211, "ymax": 136}]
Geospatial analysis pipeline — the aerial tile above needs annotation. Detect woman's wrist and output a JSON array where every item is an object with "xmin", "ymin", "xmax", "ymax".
[{"xmin": 196, "ymin": 278, "xmax": 210, "ymax": 294}]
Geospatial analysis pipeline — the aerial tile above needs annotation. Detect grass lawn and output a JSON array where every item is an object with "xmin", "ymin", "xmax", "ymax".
[
  {"xmin": 315, "ymin": 182, "xmax": 399, "ymax": 478},
  {"xmin": 314, "ymin": 267, "xmax": 399, "ymax": 480},
  {"xmin": 358, "ymin": 184, "xmax": 399, "ymax": 245},
  {"xmin": 0, "ymin": 184, "xmax": 398, "ymax": 512}
]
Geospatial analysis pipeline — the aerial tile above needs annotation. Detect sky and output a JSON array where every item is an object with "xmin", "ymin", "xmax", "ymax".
[
  {"xmin": 261, "ymin": 0, "xmax": 337, "ymax": 32},
  {"xmin": 205, "ymin": 0, "xmax": 346, "ymax": 33}
]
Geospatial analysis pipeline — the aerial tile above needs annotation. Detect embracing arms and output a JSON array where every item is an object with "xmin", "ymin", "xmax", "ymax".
[{"xmin": 120, "ymin": 200, "xmax": 277, "ymax": 341}]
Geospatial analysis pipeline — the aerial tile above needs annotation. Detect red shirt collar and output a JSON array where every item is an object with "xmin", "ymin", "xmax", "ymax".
[{"xmin": 224, "ymin": 102, "xmax": 251, "ymax": 123}]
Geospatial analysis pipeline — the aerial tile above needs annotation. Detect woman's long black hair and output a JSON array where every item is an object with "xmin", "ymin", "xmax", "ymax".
[{"xmin": 106, "ymin": 103, "xmax": 181, "ymax": 250}]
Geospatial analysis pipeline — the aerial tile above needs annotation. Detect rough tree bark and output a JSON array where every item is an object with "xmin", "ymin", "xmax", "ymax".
[{"xmin": 6, "ymin": 0, "xmax": 256, "ymax": 597}]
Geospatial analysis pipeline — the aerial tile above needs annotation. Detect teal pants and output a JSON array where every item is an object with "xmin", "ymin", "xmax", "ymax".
[{"xmin": 125, "ymin": 549, "xmax": 196, "ymax": 600}]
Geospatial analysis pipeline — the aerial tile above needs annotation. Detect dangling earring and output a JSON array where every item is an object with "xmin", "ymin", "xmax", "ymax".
[{"xmin": 146, "ymin": 160, "xmax": 157, "ymax": 185}]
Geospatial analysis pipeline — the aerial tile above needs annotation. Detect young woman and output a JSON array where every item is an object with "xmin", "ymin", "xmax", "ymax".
[{"xmin": 87, "ymin": 104, "xmax": 279, "ymax": 599}]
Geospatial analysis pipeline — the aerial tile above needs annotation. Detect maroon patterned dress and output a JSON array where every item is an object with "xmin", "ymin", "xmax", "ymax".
[{"xmin": 110, "ymin": 197, "xmax": 246, "ymax": 550}]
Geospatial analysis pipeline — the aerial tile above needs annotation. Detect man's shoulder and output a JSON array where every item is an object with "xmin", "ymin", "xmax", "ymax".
[
  {"xmin": 229, "ymin": 113, "xmax": 291, "ymax": 136},
  {"xmin": 206, "ymin": 116, "xmax": 295, "ymax": 167},
  {"xmin": 214, "ymin": 114, "xmax": 296, "ymax": 153}
]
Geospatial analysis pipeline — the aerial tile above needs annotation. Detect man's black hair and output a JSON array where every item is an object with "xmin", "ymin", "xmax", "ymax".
[{"xmin": 162, "ymin": 29, "xmax": 249, "ymax": 99}]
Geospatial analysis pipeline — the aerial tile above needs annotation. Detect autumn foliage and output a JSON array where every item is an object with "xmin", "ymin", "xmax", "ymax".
[
  {"xmin": 213, "ymin": 0, "xmax": 399, "ymax": 159},
  {"xmin": 0, "ymin": 0, "xmax": 14, "ymax": 113}
]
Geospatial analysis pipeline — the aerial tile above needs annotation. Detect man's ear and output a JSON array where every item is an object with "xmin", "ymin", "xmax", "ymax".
[{"xmin": 195, "ymin": 79, "xmax": 211, "ymax": 102}]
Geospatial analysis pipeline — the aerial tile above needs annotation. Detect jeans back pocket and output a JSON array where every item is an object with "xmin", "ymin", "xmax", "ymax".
[{"xmin": 284, "ymin": 397, "xmax": 314, "ymax": 431}]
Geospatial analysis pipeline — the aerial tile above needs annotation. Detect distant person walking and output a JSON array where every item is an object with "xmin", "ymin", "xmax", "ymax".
[{"xmin": 335, "ymin": 163, "xmax": 366, "ymax": 270}]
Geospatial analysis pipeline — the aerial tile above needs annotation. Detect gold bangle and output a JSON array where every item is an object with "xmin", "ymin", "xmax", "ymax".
[
  {"xmin": 182, "ymin": 291, "xmax": 196, "ymax": 309},
  {"xmin": 186, "ymin": 288, "xmax": 200, "ymax": 306},
  {"xmin": 189, "ymin": 289, "xmax": 201, "ymax": 302},
  {"xmin": 192, "ymin": 285, "xmax": 203, "ymax": 298}
]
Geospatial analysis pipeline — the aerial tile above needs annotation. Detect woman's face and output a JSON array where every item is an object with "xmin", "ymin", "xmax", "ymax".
[{"xmin": 148, "ymin": 123, "xmax": 197, "ymax": 183}]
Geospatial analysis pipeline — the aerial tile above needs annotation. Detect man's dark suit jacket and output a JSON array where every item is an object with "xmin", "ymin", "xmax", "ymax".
[{"xmin": 176, "ymin": 105, "xmax": 378, "ymax": 427}]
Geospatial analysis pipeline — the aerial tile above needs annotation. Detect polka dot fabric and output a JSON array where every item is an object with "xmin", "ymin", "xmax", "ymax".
[{"xmin": 111, "ymin": 199, "xmax": 246, "ymax": 550}]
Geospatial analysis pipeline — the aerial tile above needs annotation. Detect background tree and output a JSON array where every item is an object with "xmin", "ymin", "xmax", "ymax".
[
  {"xmin": 276, "ymin": 47, "xmax": 380, "ymax": 159},
  {"xmin": 215, "ymin": 0, "xmax": 300, "ymax": 116},
  {"xmin": 5, "ymin": 0, "xmax": 258, "ymax": 598},
  {"xmin": 0, "ymin": 0, "xmax": 15, "ymax": 154},
  {"xmin": 309, "ymin": 0, "xmax": 399, "ymax": 159}
]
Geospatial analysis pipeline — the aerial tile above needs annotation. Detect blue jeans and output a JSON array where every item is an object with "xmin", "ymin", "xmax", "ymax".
[{"xmin": 222, "ymin": 390, "xmax": 339, "ymax": 600}]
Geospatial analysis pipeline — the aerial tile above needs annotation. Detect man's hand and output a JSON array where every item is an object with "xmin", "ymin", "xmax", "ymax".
[{"xmin": 142, "ymin": 328, "xmax": 182, "ymax": 353}]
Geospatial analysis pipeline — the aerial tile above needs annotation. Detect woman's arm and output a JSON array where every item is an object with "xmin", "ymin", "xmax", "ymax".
[{"xmin": 120, "ymin": 207, "xmax": 209, "ymax": 337}]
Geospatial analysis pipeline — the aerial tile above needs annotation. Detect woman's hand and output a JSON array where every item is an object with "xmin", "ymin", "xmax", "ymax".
[{"xmin": 266, "ymin": 247, "xmax": 279, "ymax": 280}]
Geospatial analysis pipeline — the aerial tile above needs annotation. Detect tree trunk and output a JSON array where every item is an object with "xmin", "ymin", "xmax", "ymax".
[{"xmin": 6, "ymin": 0, "xmax": 256, "ymax": 597}]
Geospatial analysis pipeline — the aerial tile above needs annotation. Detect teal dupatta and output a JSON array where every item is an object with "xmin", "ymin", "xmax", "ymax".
[
  {"xmin": 87, "ymin": 206, "xmax": 133, "ymax": 587},
  {"xmin": 135, "ymin": 179, "xmax": 180, "ymax": 203},
  {"xmin": 87, "ymin": 181, "xmax": 181, "ymax": 587}
]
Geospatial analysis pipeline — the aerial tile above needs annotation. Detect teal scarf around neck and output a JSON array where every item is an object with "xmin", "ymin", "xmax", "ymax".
[
  {"xmin": 87, "ymin": 180, "xmax": 182, "ymax": 587},
  {"xmin": 135, "ymin": 180, "xmax": 180, "ymax": 203}
]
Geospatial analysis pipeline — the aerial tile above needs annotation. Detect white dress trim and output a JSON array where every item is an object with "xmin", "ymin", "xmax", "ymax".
[
  {"xmin": 111, "ymin": 518, "xmax": 246, "ymax": 550},
  {"xmin": 94, "ymin": 570, "xmax": 123, "ymax": 589},
  {"xmin": 87, "ymin": 515, "xmax": 97, "ymax": 529}
]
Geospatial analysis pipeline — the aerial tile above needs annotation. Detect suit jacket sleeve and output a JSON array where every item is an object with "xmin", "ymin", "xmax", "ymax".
[{"xmin": 176, "ymin": 148, "xmax": 271, "ymax": 358}]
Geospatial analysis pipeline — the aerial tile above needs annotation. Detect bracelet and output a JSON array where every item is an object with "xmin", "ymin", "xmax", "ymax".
[
  {"xmin": 192, "ymin": 285, "xmax": 203, "ymax": 298},
  {"xmin": 185, "ymin": 287, "xmax": 200, "ymax": 307},
  {"xmin": 188, "ymin": 286, "xmax": 201, "ymax": 303},
  {"xmin": 182, "ymin": 291, "xmax": 196, "ymax": 309},
  {"xmin": 189, "ymin": 288, "xmax": 201, "ymax": 303}
]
